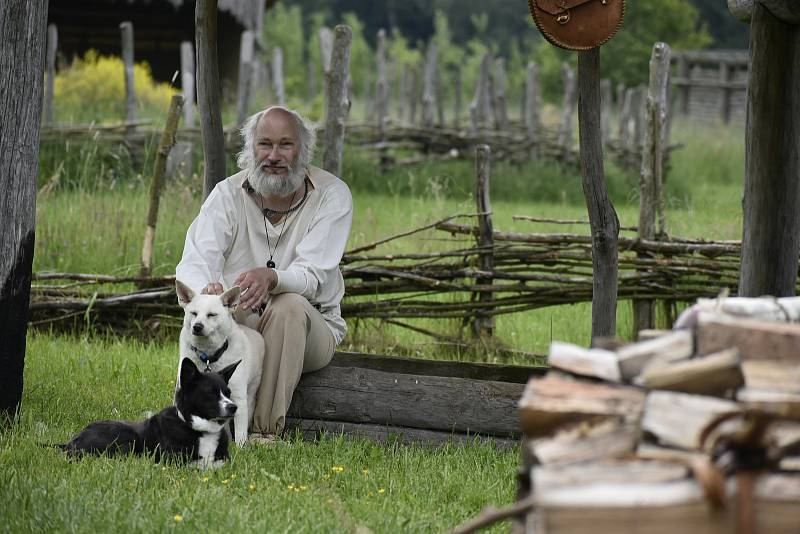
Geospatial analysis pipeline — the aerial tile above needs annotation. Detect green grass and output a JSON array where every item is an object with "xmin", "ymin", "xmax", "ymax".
[{"xmin": 1, "ymin": 334, "xmax": 515, "ymax": 533}]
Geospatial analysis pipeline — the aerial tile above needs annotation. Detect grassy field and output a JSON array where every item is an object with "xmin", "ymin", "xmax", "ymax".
[{"xmin": 1, "ymin": 116, "xmax": 746, "ymax": 533}]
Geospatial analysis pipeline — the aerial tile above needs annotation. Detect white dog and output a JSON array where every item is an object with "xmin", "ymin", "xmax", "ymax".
[{"xmin": 176, "ymin": 280, "xmax": 265, "ymax": 446}]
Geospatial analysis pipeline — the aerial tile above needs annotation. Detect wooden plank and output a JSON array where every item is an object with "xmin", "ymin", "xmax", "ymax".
[
  {"xmin": 329, "ymin": 351, "xmax": 545, "ymax": 383},
  {"xmin": 284, "ymin": 417, "xmax": 519, "ymax": 448},
  {"xmin": 289, "ymin": 365, "xmax": 524, "ymax": 437},
  {"xmin": 519, "ymin": 374, "xmax": 645, "ymax": 437},
  {"xmin": 696, "ymin": 315, "xmax": 800, "ymax": 361}
]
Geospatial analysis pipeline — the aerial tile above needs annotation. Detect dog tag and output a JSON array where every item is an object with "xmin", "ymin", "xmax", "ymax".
[{"xmin": 266, "ymin": 260, "xmax": 276, "ymax": 268}]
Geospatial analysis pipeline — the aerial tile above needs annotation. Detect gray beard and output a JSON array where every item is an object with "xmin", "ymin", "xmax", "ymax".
[{"xmin": 249, "ymin": 163, "xmax": 305, "ymax": 198}]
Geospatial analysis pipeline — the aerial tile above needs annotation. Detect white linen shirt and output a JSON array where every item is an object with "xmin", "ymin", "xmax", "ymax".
[{"xmin": 176, "ymin": 165, "xmax": 353, "ymax": 345}]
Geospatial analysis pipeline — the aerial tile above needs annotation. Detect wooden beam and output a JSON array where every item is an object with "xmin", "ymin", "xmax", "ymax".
[{"xmin": 288, "ymin": 365, "xmax": 525, "ymax": 437}]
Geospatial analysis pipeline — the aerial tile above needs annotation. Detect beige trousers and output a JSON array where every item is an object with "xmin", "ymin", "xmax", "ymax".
[{"xmin": 236, "ymin": 293, "xmax": 335, "ymax": 434}]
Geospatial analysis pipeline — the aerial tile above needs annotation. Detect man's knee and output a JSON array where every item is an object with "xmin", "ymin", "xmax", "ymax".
[{"xmin": 265, "ymin": 293, "xmax": 309, "ymax": 328}]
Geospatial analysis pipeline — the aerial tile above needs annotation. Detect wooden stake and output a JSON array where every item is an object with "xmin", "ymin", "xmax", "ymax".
[
  {"xmin": 140, "ymin": 95, "xmax": 184, "ymax": 280},
  {"xmin": 578, "ymin": 49, "xmax": 619, "ymax": 339},
  {"xmin": 119, "ymin": 21, "xmax": 136, "ymax": 125},
  {"xmin": 322, "ymin": 24, "xmax": 352, "ymax": 178},
  {"xmin": 473, "ymin": 145, "xmax": 494, "ymax": 337}
]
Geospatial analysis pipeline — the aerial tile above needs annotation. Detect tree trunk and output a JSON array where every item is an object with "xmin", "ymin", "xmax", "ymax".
[
  {"xmin": 739, "ymin": 4, "xmax": 800, "ymax": 297},
  {"xmin": 322, "ymin": 24, "xmax": 352, "ymax": 178},
  {"xmin": 0, "ymin": 0, "xmax": 48, "ymax": 420},
  {"xmin": 578, "ymin": 49, "xmax": 620, "ymax": 340},
  {"xmin": 196, "ymin": 0, "xmax": 227, "ymax": 199}
]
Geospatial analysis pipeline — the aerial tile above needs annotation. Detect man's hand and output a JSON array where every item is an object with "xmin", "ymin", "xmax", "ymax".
[
  {"xmin": 201, "ymin": 282, "xmax": 224, "ymax": 295},
  {"xmin": 234, "ymin": 267, "xmax": 278, "ymax": 310}
]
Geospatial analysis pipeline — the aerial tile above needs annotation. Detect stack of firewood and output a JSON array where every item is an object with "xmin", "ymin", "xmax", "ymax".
[{"xmin": 516, "ymin": 296, "xmax": 800, "ymax": 534}]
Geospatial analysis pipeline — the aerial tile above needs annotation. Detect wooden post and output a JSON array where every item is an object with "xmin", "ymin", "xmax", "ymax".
[
  {"xmin": 398, "ymin": 63, "xmax": 408, "ymax": 122},
  {"xmin": 469, "ymin": 53, "xmax": 492, "ymax": 134},
  {"xmin": 739, "ymin": 3, "xmax": 800, "ymax": 297},
  {"xmin": 0, "ymin": 0, "xmax": 47, "ymax": 420},
  {"xmin": 525, "ymin": 62, "xmax": 541, "ymax": 159},
  {"xmin": 119, "ymin": 21, "xmax": 136, "ymax": 125},
  {"xmin": 631, "ymin": 86, "xmax": 645, "ymax": 155},
  {"xmin": 141, "ymin": 95, "xmax": 184, "ymax": 279},
  {"xmin": 322, "ymin": 24, "xmax": 352, "ymax": 178},
  {"xmin": 473, "ymin": 145, "xmax": 494, "ymax": 337},
  {"xmin": 44, "ymin": 23, "xmax": 57, "ymax": 125},
  {"xmin": 493, "ymin": 57, "xmax": 509, "ymax": 132},
  {"xmin": 235, "ymin": 30, "xmax": 254, "ymax": 126},
  {"xmin": 319, "ymin": 26, "xmax": 333, "ymax": 116},
  {"xmin": 196, "ymin": 0, "xmax": 227, "ymax": 199},
  {"xmin": 618, "ymin": 87, "xmax": 632, "ymax": 147},
  {"xmin": 272, "ymin": 47, "xmax": 285, "ymax": 106},
  {"xmin": 633, "ymin": 42, "xmax": 671, "ymax": 335},
  {"xmin": 453, "ymin": 67, "xmax": 462, "ymax": 129},
  {"xmin": 578, "ymin": 49, "xmax": 620, "ymax": 340},
  {"xmin": 167, "ymin": 41, "xmax": 195, "ymax": 178},
  {"xmin": 375, "ymin": 29, "xmax": 389, "ymax": 131},
  {"xmin": 422, "ymin": 41, "xmax": 438, "ymax": 128},
  {"xmin": 436, "ymin": 66, "xmax": 445, "ymax": 128},
  {"xmin": 307, "ymin": 60, "xmax": 317, "ymax": 102},
  {"xmin": 408, "ymin": 65, "xmax": 418, "ymax": 125},
  {"xmin": 557, "ymin": 63, "xmax": 577, "ymax": 151}
]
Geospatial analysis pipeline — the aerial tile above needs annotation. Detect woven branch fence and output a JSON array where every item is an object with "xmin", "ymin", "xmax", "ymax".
[{"xmin": 28, "ymin": 213, "xmax": 765, "ymax": 338}]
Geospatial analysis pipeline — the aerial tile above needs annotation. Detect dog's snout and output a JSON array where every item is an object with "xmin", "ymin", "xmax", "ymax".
[
  {"xmin": 228, "ymin": 403, "xmax": 238, "ymax": 415},
  {"xmin": 192, "ymin": 322, "xmax": 204, "ymax": 335}
]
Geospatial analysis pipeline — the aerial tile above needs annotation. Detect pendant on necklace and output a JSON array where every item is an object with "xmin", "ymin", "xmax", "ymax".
[{"xmin": 266, "ymin": 259, "xmax": 276, "ymax": 269}]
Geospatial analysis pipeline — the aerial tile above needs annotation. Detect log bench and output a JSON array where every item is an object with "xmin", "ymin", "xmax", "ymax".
[{"xmin": 285, "ymin": 351, "xmax": 546, "ymax": 447}]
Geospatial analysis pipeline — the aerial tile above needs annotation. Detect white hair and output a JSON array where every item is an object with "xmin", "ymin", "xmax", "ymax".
[{"xmin": 236, "ymin": 106, "xmax": 317, "ymax": 172}]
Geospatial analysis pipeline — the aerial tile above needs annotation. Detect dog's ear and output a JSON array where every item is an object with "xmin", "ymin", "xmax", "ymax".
[
  {"xmin": 220, "ymin": 286, "xmax": 241, "ymax": 308},
  {"xmin": 179, "ymin": 357, "xmax": 201, "ymax": 387},
  {"xmin": 175, "ymin": 280, "xmax": 196, "ymax": 308},
  {"xmin": 218, "ymin": 359, "xmax": 241, "ymax": 384}
]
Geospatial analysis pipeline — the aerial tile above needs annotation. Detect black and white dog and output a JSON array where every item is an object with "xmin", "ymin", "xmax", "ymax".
[{"xmin": 56, "ymin": 358, "xmax": 240, "ymax": 469}]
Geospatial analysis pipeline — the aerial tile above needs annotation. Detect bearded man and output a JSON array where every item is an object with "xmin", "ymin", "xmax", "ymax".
[{"xmin": 176, "ymin": 106, "xmax": 353, "ymax": 443}]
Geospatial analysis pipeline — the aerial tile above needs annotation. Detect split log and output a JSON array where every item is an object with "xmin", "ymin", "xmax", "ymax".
[
  {"xmin": 637, "ymin": 347, "xmax": 744, "ymax": 396},
  {"xmin": 616, "ymin": 330, "xmax": 693, "ymax": 380},
  {"xmin": 547, "ymin": 342, "xmax": 621, "ymax": 382},
  {"xmin": 527, "ymin": 418, "xmax": 637, "ymax": 466},
  {"xmin": 641, "ymin": 390, "xmax": 740, "ymax": 449},
  {"xmin": 696, "ymin": 314, "xmax": 800, "ymax": 361},
  {"xmin": 675, "ymin": 295, "xmax": 800, "ymax": 329},
  {"xmin": 518, "ymin": 374, "xmax": 646, "ymax": 437}
]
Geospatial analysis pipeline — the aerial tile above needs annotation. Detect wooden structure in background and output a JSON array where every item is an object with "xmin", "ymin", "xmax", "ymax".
[{"xmin": 671, "ymin": 50, "xmax": 748, "ymax": 124}]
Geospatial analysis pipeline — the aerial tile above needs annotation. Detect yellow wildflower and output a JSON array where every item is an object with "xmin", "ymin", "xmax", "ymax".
[
  {"xmin": 174, "ymin": 514, "xmax": 183, "ymax": 522},
  {"xmin": 378, "ymin": 488, "xmax": 386, "ymax": 494}
]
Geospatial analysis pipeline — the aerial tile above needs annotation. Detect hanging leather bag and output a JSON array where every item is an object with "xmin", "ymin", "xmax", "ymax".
[{"xmin": 528, "ymin": 0, "xmax": 625, "ymax": 51}]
